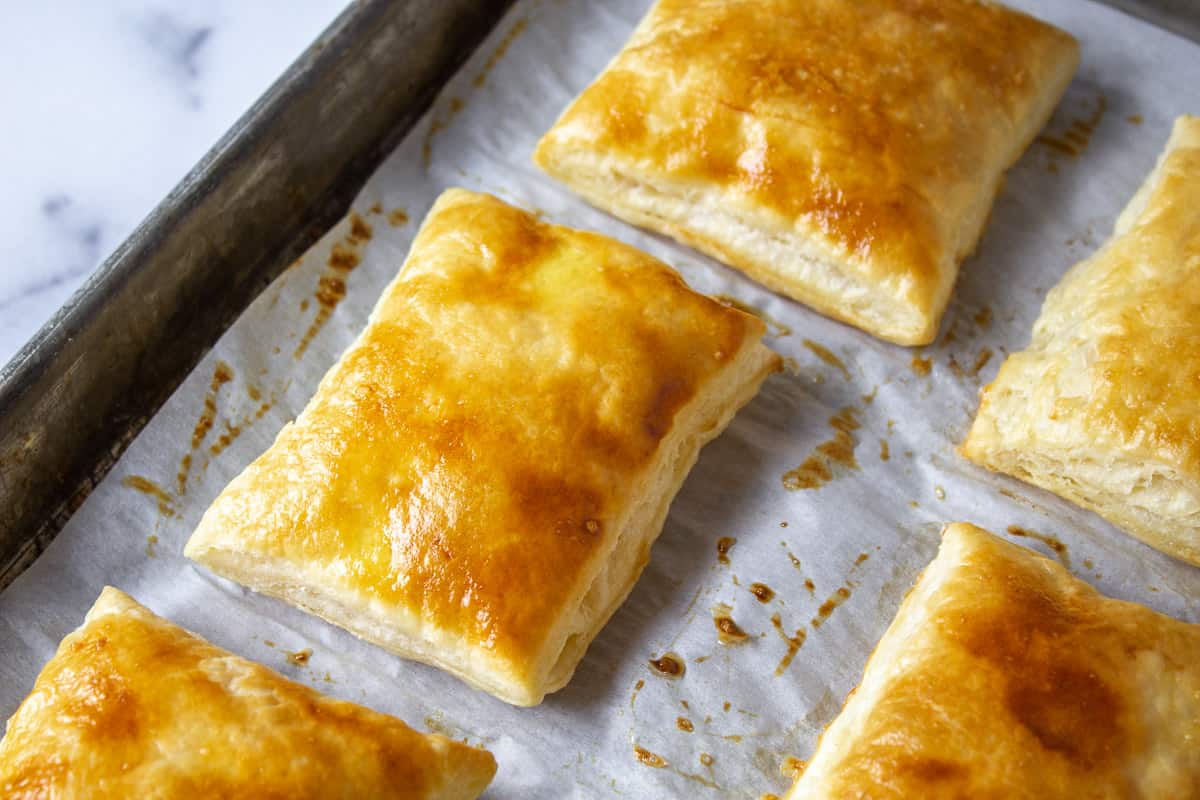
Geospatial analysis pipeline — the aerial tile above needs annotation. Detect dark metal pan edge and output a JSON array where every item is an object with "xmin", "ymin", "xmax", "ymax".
[
  {"xmin": 1, "ymin": 0, "xmax": 1195, "ymax": 590},
  {"xmin": 1094, "ymin": 0, "xmax": 1200, "ymax": 43},
  {"xmin": 0, "ymin": 0, "xmax": 516, "ymax": 589}
]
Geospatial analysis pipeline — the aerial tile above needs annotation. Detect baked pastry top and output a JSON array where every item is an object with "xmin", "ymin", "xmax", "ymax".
[
  {"xmin": 185, "ymin": 189, "xmax": 779, "ymax": 706},
  {"xmin": 534, "ymin": 0, "xmax": 1079, "ymax": 345},
  {"xmin": 0, "ymin": 587, "xmax": 496, "ymax": 800},
  {"xmin": 787, "ymin": 523, "xmax": 1200, "ymax": 799},
  {"xmin": 963, "ymin": 116, "xmax": 1200, "ymax": 566}
]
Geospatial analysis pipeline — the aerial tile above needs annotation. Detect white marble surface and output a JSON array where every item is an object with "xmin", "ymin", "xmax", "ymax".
[{"xmin": 0, "ymin": 0, "xmax": 348, "ymax": 368}]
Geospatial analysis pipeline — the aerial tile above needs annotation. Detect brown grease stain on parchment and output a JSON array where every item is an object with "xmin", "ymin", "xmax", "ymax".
[
  {"xmin": 422, "ymin": 18, "xmax": 531, "ymax": 166},
  {"xmin": 770, "ymin": 553, "xmax": 870, "ymax": 675},
  {"xmin": 713, "ymin": 602, "xmax": 750, "ymax": 645},
  {"xmin": 175, "ymin": 365, "xmax": 280, "ymax": 498},
  {"xmin": 1038, "ymin": 94, "xmax": 1107, "ymax": 158},
  {"xmin": 474, "ymin": 18, "xmax": 530, "ymax": 88},
  {"xmin": 715, "ymin": 294, "xmax": 792, "ymax": 337},
  {"xmin": 118, "ymin": 363, "xmax": 285, "ymax": 530},
  {"xmin": 1007, "ymin": 524, "xmax": 1070, "ymax": 569},
  {"xmin": 801, "ymin": 340, "xmax": 849, "ymax": 380},
  {"xmin": 294, "ymin": 213, "xmax": 374, "ymax": 359},
  {"xmin": 649, "ymin": 653, "xmax": 686, "ymax": 679},
  {"xmin": 782, "ymin": 408, "xmax": 860, "ymax": 490},
  {"xmin": 120, "ymin": 476, "xmax": 177, "ymax": 518},
  {"xmin": 716, "ymin": 536, "xmax": 736, "ymax": 565}
]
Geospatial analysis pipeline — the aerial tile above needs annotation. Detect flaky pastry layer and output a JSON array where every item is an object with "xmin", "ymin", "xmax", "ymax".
[
  {"xmin": 0, "ymin": 587, "xmax": 496, "ymax": 799},
  {"xmin": 787, "ymin": 523, "xmax": 1200, "ymax": 799},
  {"xmin": 535, "ymin": 0, "xmax": 1078, "ymax": 344},
  {"xmin": 186, "ymin": 189, "xmax": 778, "ymax": 705},
  {"xmin": 963, "ymin": 116, "xmax": 1200, "ymax": 565}
]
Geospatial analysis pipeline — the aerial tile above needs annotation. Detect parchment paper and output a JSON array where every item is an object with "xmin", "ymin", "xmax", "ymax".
[{"xmin": 3, "ymin": 1, "xmax": 1199, "ymax": 796}]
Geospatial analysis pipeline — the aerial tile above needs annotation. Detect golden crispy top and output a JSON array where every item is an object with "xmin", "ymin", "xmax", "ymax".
[
  {"xmin": 988, "ymin": 116, "xmax": 1200, "ymax": 478},
  {"xmin": 0, "ymin": 588, "xmax": 495, "ymax": 799},
  {"xmin": 189, "ymin": 190, "xmax": 765, "ymax": 681},
  {"xmin": 790, "ymin": 524, "xmax": 1200, "ymax": 798},
  {"xmin": 536, "ymin": 0, "xmax": 1077, "ymax": 318}
]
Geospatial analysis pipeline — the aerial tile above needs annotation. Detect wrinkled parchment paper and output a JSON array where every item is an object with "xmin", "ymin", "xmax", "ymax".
[{"xmin": 3, "ymin": 1, "xmax": 1198, "ymax": 796}]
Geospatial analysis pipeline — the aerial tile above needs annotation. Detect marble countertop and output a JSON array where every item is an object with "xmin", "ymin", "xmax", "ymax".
[{"xmin": 0, "ymin": 0, "xmax": 348, "ymax": 368}]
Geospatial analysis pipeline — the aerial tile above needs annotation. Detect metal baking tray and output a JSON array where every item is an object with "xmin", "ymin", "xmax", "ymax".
[{"xmin": 0, "ymin": 0, "xmax": 1194, "ymax": 591}]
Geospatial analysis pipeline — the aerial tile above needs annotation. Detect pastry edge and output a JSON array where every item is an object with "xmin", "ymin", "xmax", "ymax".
[
  {"xmin": 187, "ymin": 338, "xmax": 780, "ymax": 706},
  {"xmin": 786, "ymin": 521, "xmax": 1200, "ymax": 797},
  {"xmin": 962, "ymin": 114, "xmax": 1200, "ymax": 568},
  {"xmin": 5, "ymin": 586, "xmax": 498, "ymax": 800},
  {"xmin": 784, "ymin": 523, "xmax": 976, "ymax": 799},
  {"xmin": 531, "ymin": 152, "xmax": 942, "ymax": 346},
  {"xmin": 961, "ymin": 430, "xmax": 1200, "ymax": 566},
  {"xmin": 533, "ymin": 15, "xmax": 1078, "ymax": 349}
]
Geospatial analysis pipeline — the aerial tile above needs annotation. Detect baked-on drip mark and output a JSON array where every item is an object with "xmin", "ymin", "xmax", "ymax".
[
  {"xmin": 1038, "ymin": 94, "xmax": 1107, "ymax": 158},
  {"xmin": 782, "ymin": 408, "xmax": 861, "ymax": 490},
  {"xmin": 1006, "ymin": 524, "xmax": 1070, "ymax": 569},
  {"xmin": 770, "ymin": 612, "xmax": 807, "ymax": 676},
  {"xmin": 717, "ymin": 536, "xmax": 737, "ymax": 565},
  {"xmin": 910, "ymin": 356, "xmax": 932, "ymax": 376},
  {"xmin": 801, "ymin": 339, "xmax": 849, "ymax": 380},
  {"xmin": 422, "ymin": 99, "xmax": 468, "ymax": 167},
  {"xmin": 715, "ymin": 295, "xmax": 792, "ymax": 337},
  {"xmin": 629, "ymin": 678, "xmax": 645, "ymax": 711},
  {"xmin": 782, "ymin": 549, "xmax": 817, "ymax": 597},
  {"xmin": 812, "ymin": 587, "xmax": 852, "ymax": 628},
  {"xmin": 121, "ymin": 475, "xmax": 177, "ymax": 518},
  {"xmin": 177, "ymin": 360, "xmax": 235, "ymax": 494},
  {"xmin": 713, "ymin": 603, "xmax": 750, "ymax": 645},
  {"xmin": 634, "ymin": 745, "xmax": 668, "ymax": 768},
  {"xmin": 286, "ymin": 648, "xmax": 312, "ymax": 667},
  {"xmin": 970, "ymin": 348, "xmax": 993, "ymax": 376},
  {"xmin": 176, "ymin": 367, "xmax": 278, "ymax": 500},
  {"xmin": 474, "ymin": 18, "xmax": 528, "ymax": 88},
  {"xmin": 649, "ymin": 653, "xmax": 686, "ymax": 678},
  {"xmin": 423, "ymin": 18, "xmax": 530, "ymax": 165},
  {"xmin": 294, "ymin": 213, "xmax": 373, "ymax": 359},
  {"xmin": 750, "ymin": 582, "xmax": 775, "ymax": 603}
]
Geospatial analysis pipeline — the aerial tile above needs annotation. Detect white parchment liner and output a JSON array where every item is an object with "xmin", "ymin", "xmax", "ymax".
[{"xmin": 3, "ymin": 1, "xmax": 1198, "ymax": 796}]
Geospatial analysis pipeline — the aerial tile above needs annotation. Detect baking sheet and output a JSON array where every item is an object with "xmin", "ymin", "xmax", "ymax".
[{"xmin": 3, "ymin": 0, "xmax": 1199, "ymax": 796}]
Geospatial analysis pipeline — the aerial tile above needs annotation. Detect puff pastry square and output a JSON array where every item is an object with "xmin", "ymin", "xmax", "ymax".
[
  {"xmin": 534, "ymin": 0, "xmax": 1079, "ymax": 345},
  {"xmin": 787, "ymin": 523, "xmax": 1200, "ymax": 799},
  {"xmin": 0, "ymin": 587, "xmax": 496, "ymax": 799},
  {"xmin": 963, "ymin": 116, "xmax": 1200, "ymax": 566},
  {"xmin": 185, "ymin": 189, "xmax": 779, "ymax": 706}
]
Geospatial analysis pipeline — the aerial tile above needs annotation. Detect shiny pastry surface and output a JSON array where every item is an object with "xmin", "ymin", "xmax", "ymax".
[
  {"xmin": 964, "ymin": 116, "xmax": 1200, "ymax": 565},
  {"xmin": 0, "ymin": 588, "xmax": 496, "ymax": 800},
  {"xmin": 535, "ymin": 0, "xmax": 1079, "ymax": 344},
  {"xmin": 186, "ymin": 189, "xmax": 776, "ymax": 704},
  {"xmin": 788, "ymin": 523, "xmax": 1200, "ymax": 799}
]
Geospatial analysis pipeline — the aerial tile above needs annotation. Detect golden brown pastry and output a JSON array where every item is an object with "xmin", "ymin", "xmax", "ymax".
[
  {"xmin": 185, "ymin": 189, "xmax": 779, "ymax": 706},
  {"xmin": 534, "ymin": 0, "xmax": 1079, "ymax": 345},
  {"xmin": 0, "ymin": 587, "xmax": 496, "ymax": 799},
  {"xmin": 787, "ymin": 523, "xmax": 1200, "ymax": 799},
  {"xmin": 963, "ymin": 116, "xmax": 1200, "ymax": 566}
]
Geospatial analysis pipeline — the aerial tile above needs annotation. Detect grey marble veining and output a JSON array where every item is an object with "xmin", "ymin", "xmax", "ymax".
[{"xmin": 0, "ymin": 0, "xmax": 348, "ymax": 367}]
